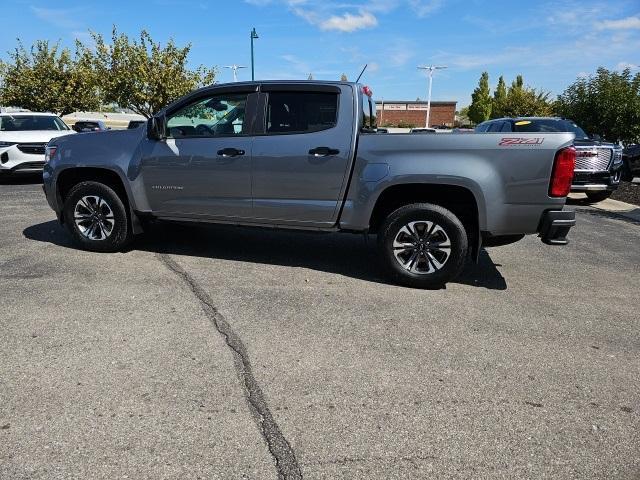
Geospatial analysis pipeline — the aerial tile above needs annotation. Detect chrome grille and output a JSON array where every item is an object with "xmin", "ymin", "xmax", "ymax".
[
  {"xmin": 17, "ymin": 143, "xmax": 46, "ymax": 155},
  {"xmin": 574, "ymin": 147, "xmax": 612, "ymax": 171}
]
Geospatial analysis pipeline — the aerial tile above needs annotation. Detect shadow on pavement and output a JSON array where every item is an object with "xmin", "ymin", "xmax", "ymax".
[
  {"xmin": 566, "ymin": 196, "xmax": 593, "ymax": 207},
  {"xmin": 0, "ymin": 173, "xmax": 43, "ymax": 185},
  {"xmin": 23, "ymin": 220, "xmax": 507, "ymax": 290}
]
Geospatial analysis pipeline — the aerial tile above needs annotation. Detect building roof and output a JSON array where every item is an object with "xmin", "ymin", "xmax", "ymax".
[{"xmin": 375, "ymin": 100, "xmax": 457, "ymax": 105}]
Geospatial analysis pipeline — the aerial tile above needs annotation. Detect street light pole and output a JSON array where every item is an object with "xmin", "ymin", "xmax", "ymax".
[
  {"xmin": 250, "ymin": 28, "xmax": 259, "ymax": 81},
  {"xmin": 224, "ymin": 65, "xmax": 247, "ymax": 82},
  {"xmin": 417, "ymin": 65, "xmax": 447, "ymax": 128}
]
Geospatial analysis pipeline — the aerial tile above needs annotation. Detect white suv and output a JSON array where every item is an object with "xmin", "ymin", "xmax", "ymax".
[{"xmin": 0, "ymin": 112, "xmax": 74, "ymax": 176}]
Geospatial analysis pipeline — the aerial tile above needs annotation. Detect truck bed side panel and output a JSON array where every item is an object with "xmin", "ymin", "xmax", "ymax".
[{"xmin": 340, "ymin": 132, "xmax": 575, "ymax": 235}]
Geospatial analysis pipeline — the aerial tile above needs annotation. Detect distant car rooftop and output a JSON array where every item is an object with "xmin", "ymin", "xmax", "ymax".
[{"xmin": 0, "ymin": 112, "xmax": 59, "ymax": 116}]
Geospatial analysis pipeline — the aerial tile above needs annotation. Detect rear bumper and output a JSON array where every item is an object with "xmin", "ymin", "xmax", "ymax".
[{"xmin": 538, "ymin": 210, "xmax": 576, "ymax": 245}]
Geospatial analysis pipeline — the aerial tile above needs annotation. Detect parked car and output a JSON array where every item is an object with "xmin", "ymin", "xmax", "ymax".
[
  {"xmin": 476, "ymin": 117, "xmax": 623, "ymax": 203},
  {"xmin": 622, "ymin": 144, "xmax": 640, "ymax": 181},
  {"xmin": 410, "ymin": 128, "xmax": 436, "ymax": 134},
  {"xmin": 127, "ymin": 120, "xmax": 147, "ymax": 129},
  {"xmin": 72, "ymin": 120, "xmax": 110, "ymax": 133},
  {"xmin": 0, "ymin": 112, "xmax": 74, "ymax": 176},
  {"xmin": 43, "ymin": 81, "xmax": 576, "ymax": 288}
]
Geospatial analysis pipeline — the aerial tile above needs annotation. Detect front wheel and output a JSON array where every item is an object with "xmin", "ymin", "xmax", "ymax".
[
  {"xmin": 585, "ymin": 190, "xmax": 612, "ymax": 203},
  {"xmin": 377, "ymin": 203, "xmax": 468, "ymax": 289},
  {"xmin": 63, "ymin": 181, "xmax": 131, "ymax": 252}
]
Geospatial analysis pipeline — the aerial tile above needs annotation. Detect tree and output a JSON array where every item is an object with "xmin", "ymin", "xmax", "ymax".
[
  {"xmin": 340, "ymin": 73, "xmax": 348, "ymax": 81},
  {"xmin": 0, "ymin": 40, "xmax": 101, "ymax": 115},
  {"xmin": 468, "ymin": 71, "xmax": 492, "ymax": 124},
  {"xmin": 486, "ymin": 73, "xmax": 553, "ymax": 119},
  {"xmin": 556, "ymin": 67, "xmax": 640, "ymax": 144},
  {"xmin": 491, "ymin": 76, "xmax": 507, "ymax": 119},
  {"xmin": 501, "ymin": 82, "xmax": 553, "ymax": 118},
  {"xmin": 91, "ymin": 28, "xmax": 216, "ymax": 118}
]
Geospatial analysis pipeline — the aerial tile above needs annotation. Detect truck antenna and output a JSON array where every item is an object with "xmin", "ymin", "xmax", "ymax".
[{"xmin": 355, "ymin": 64, "xmax": 368, "ymax": 83}]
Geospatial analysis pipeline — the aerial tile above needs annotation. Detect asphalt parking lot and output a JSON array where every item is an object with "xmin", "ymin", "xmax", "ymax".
[{"xmin": 1, "ymin": 176, "xmax": 639, "ymax": 479}]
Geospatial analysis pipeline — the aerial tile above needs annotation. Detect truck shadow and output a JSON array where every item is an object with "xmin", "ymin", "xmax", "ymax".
[
  {"xmin": 23, "ymin": 220, "xmax": 507, "ymax": 290},
  {"xmin": 0, "ymin": 173, "xmax": 43, "ymax": 185}
]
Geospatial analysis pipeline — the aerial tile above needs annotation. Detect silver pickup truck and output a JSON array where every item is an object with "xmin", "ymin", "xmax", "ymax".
[{"xmin": 43, "ymin": 81, "xmax": 576, "ymax": 288}]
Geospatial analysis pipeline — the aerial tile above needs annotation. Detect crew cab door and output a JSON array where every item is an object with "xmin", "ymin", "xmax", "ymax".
[
  {"xmin": 140, "ymin": 87, "xmax": 258, "ymax": 219},
  {"xmin": 250, "ymin": 84, "xmax": 355, "ymax": 226}
]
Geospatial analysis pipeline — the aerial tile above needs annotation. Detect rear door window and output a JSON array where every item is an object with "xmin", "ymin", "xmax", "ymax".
[
  {"xmin": 266, "ymin": 92, "xmax": 338, "ymax": 134},
  {"xmin": 500, "ymin": 121, "xmax": 512, "ymax": 132}
]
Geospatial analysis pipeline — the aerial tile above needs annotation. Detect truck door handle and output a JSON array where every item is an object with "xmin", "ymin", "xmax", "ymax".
[
  {"xmin": 308, "ymin": 147, "xmax": 340, "ymax": 157},
  {"xmin": 217, "ymin": 147, "xmax": 245, "ymax": 157}
]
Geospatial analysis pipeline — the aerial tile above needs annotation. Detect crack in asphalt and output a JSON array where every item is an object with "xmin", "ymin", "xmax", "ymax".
[{"xmin": 157, "ymin": 253, "xmax": 303, "ymax": 480}]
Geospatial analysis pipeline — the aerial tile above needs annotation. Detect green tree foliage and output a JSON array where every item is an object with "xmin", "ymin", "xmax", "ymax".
[
  {"xmin": 468, "ymin": 72, "xmax": 492, "ymax": 124},
  {"xmin": 556, "ymin": 67, "xmax": 640, "ymax": 144},
  {"xmin": 340, "ymin": 73, "xmax": 348, "ymax": 81},
  {"xmin": 91, "ymin": 28, "xmax": 216, "ymax": 118},
  {"xmin": 0, "ymin": 40, "xmax": 101, "ymax": 115},
  {"xmin": 491, "ymin": 76, "xmax": 507, "ymax": 118},
  {"xmin": 0, "ymin": 29, "xmax": 216, "ymax": 118},
  {"xmin": 489, "ymin": 74, "xmax": 553, "ymax": 119}
]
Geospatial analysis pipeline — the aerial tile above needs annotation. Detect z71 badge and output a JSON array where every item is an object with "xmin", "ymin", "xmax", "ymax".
[{"xmin": 499, "ymin": 137, "xmax": 544, "ymax": 146}]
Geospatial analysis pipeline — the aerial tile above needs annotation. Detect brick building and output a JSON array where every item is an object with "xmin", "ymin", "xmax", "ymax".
[{"xmin": 376, "ymin": 100, "xmax": 457, "ymax": 128}]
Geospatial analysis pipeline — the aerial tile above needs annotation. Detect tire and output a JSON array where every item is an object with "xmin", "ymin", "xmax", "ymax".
[
  {"xmin": 63, "ymin": 181, "xmax": 131, "ymax": 252},
  {"xmin": 377, "ymin": 203, "xmax": 468, "ymax": 289},
  {"xmin": 622, "ymin": 160, "xmax": 633, "ymax": 182},
  {"xmin": 585, "ymin": 190, "xmax": 612, "ymax": 203}
]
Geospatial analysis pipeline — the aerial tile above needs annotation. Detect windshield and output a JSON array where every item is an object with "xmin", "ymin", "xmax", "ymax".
[
  {"xmin": 513, "ymin": 119, "xmax": 588, "ymax": 139},
  {"xmin": 0, "ymin": 115, "xmax": 69, "ymax": 131}
]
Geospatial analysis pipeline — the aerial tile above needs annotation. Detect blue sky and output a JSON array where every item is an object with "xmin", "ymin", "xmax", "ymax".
[{"xmin": 1, "ymin": 0, "xmax": 639, "ymax": 107}]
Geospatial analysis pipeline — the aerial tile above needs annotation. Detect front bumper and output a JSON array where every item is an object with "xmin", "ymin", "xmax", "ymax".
[
  {"xmin": 538, "ymin": 210, "xmax": 576, "ymax": 245},
  {"xmin": 0, "ymin": 145, "xmax": 46, "ymax": 173},
  {"xmin": 571, "ymin": 166, "xmax": 622, "ymax": 192}
]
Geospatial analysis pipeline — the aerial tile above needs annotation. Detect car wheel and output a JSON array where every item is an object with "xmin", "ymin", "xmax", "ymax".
[
  {"xmin": 585, "ymin": 191, "xmax": 612, "ymax": 203},
  {"xmin": 622, "ymin": 160, "xmax": 633, "ymax": 182},
  {"xmin": 377, "ymin": 203, "xmax": 468, "ymax": 289},
  {"xmin": 63, "ymin": 181, "xmax": 131, "ymax": 252}
]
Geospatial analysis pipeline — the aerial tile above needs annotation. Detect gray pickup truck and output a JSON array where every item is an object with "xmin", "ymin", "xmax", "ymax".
[{"xmin": 43, "ymin": 81, "xmax": 576, "ymax": 288}]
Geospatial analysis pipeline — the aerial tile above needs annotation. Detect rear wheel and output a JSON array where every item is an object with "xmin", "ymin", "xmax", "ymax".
[
  {"xmin": 585, "ymin": 190, "xmax": 612, "ymax": 203},
  {"xmin": 63, "ymin": 181, "xmax": 131, "ymax": 252},
  {"xmin": 377, "ymin": 203, "xmax": 468, "ymax": 289}
]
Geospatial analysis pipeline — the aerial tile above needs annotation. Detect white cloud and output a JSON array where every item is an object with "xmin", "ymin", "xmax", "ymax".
[
  {"xmin": 597, "ymin": 16, "xmax": 640, "ymax": 30},
  {"xmin": 30, "ymin": 6, "xmax": 83, "ymax": 29},
  {"xmin": 616, "ymin": 61, "xmax": 639, "ymax": 70},
  {"xmin": 319, "ymin": 11, "xmax": 378, "ymax": 32},
  {"xmin": 246, "ymin": 0, "xmax": 445, "ymax": 32},
  {"xmin": 408, "ymin": 0, "xmax": 444, "ymax": 18}
]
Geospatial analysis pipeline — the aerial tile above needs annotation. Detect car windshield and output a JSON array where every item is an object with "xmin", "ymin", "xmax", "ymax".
[
  {"xmin": 513, "ymin": 119, "xmax": 589, "ymax": 139},
  {"xmin": 0, "ymin": 115, "xmax": 69, "ymax": 131}
]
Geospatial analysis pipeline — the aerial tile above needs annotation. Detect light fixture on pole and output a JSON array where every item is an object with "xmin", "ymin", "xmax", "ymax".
[
  {"xmin": 250, "ymin": 28, "xmax": 259, "ymax": 81},
  {"xmin": 223, "ymin": 65, "xmax": 247, "ymax": 82},
  {"xmin": 417, "ymin": 65, "xmax": 447, "ymax": 128}
]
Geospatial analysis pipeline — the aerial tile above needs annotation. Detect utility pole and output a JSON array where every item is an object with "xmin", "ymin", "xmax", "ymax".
[
  {"xmin": 224, "ymin": 65, "xmax": 247, "ymax": 82},
  {"xmin": 417, "ymin": 65, "xmax": 447, "ymax": 128},
  {"xmin": 250, "ymin": 28, "xmax": 259, "ymax": 81}
]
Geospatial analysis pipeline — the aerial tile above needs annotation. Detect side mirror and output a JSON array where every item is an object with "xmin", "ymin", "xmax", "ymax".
[{"xmin": 147, "ymin": 115, "xmax": 165, "ymax": 140}]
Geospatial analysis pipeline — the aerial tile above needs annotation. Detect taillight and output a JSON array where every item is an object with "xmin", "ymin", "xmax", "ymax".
[
  {"xmin": 549, "ymin": 146, "xmax": 575, "ymax": 197},
  {"xmin": 44, "ymin": 145, "xmax": 57, "ymax": 163}
]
